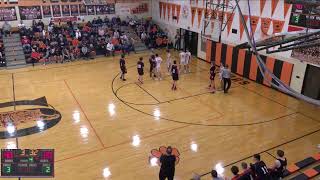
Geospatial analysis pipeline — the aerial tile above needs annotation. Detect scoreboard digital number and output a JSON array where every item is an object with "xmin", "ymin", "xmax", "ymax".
[{"xmin": 1, "ymin": 149, "xmax": 54, "ymax": 178}]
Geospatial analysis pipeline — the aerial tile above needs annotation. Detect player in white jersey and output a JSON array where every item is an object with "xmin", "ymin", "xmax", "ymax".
[
  {"xmin": 179, "ymin": 51, "xmax": 186, "ymax": 73},
  {"xmin": 155, "ymin": 54, "xmax": 163, "ymax": 80},
  {"xmin": 185, "ymin": 50, "xmax": 191, "ymax": 73},
  {"xmin": 166, "ymin": 49, "xmax": 172, "ymax": 74}
]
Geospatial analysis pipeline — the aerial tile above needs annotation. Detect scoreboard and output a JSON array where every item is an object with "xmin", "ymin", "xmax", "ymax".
[
  {"xmin": 289, "ymin": 4, "xmax": 320, "ymax": 29},
  {"xmin": 1, "ymin": 149, "xmax": 54, "ymax": 178}
]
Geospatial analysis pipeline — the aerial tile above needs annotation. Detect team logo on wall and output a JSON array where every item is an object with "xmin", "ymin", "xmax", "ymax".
[
  {"xmin": 0, "ymin": 97, "xmax": 61, "ymax": 139},
  {"xmin": 182, "ymin": 5, "xmax": 189, "ymax": 19}
]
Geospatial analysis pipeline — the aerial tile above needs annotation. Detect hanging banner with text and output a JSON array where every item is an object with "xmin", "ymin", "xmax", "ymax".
[
  {"xmin": 0, "ymin": 7, "xmax": 17, "ymax": 21},
  {"xmin": 19, "ymin": 6, "xmax": 42, "ymax": 20}
]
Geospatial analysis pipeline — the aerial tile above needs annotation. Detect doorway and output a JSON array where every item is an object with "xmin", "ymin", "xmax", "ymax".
[
  {"xmin": 179, "ymin": 29, "xmax": 198, "ymax": 55},
  {"xmin": 302, "ymin": 65, "xmax": 320, "ymax": 100}
]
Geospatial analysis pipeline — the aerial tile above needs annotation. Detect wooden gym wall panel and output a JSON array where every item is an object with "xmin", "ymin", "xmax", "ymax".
[
  {"xmin": 226, "ymin": 45, "xmax": 233, "ymax": 68},
  {"xmin": 280, "ymin": 62, "xmax": 294, "ymax": 86},
  {"xmin": 243, "ymin": 51, "xmax": 252, "ymax": 79},
  {"xmin": 206, "ymin": 40, "xmax": 212, "ymax": 62},
  {"xmin": 236, "ymin": 49, "xmax": 246, "ymax": 76},
  {"xmin": 272, "ymin": 60, "xmax": 284, "ymax": 86},
  {"xmin": 231, "ymin": 47, "xmax": 239, "ymax": 73},
  {"xmin": 263, "ymin": 57, "xmax": 276, "ymax": 86},
  {"xmin": 215, "ymin": 43, "xmax": 222, "ymax": 66},
  {"xmin": 249, "ymin": 55, "xmax": 258, "ymax": 81},
  {"xmin": 206, "ymin": 40, "xmax": 294, "ymax": 89},
  {"xmin": 220, "ymin": 43, "xmax": 228, "ymax": 66},
  {"xmin": 256, "ymin": 55, "xmax": 267, "ymax": 84}
]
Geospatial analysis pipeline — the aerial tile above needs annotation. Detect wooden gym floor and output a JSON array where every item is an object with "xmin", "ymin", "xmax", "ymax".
[{"xmin": 0, "ymin": 49, "xmax": 319, "ymax": 180}]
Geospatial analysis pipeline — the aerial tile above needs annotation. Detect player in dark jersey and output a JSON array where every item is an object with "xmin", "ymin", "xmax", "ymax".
[
  {"xmin": 119, "ymin": 54, "xmax": 127, "ymax": 81},
  {"xmin": 171, "ymin": 60, "xmax": 179, "ymax": 91},
  {"xmin": 209, "ymin": 62, "xmax": 216, "ymax": 93},
  {"xmin": 149, "ymin": 55, "xmax": 156, "ymax": 79},
  {"xmin": 137, "ymin": 57, "xmax": 144, "ymax": 84},
  {"xmin": 271, "ymin": 150, "xmax": 287, "ymax": 179},
  {"xmin": 250, "ymin": 154, "xmax": 271, "ymax": 180},
  {"xmin": 159, "ymin": 146, "xmax": 176, "ymax": 180}
]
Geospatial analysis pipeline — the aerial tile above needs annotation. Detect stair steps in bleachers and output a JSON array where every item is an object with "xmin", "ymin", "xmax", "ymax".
[
  {"xmin": 2, "ymin": 33, "xmax": 27, "ymax": 69},
  {"xmin": 121, "ymin": 26, "xmax": 148, "ymax": 52}
]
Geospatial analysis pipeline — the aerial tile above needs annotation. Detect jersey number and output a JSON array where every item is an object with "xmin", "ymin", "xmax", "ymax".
[{"xmin": 261, "ymin": 166, "xmax": 268, "ymax": 174}]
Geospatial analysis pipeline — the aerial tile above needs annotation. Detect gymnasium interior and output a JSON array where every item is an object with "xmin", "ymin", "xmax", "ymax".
[{"xmin": 0, "ymin": 0, "xmax": 319, "ymax": 179}]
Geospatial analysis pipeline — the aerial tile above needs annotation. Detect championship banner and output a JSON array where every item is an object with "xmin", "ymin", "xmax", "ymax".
[
  {"xmin": 70, "ymin": 5, "xmax": 79, "ymax": 16},
  {"xmin": 273, "ymin": 20, "xmax": 284, "ymax": 33},
  {"xmin": 239, "ymin": 15, "xmax": 248, "ymax": 40},
  {"xmin": 79, "ymin": 4, "xmax": 87, "ymax": 15},
  {"xmin": 62, "ymin": 5, "xmax": 70, "ymax": 16},
  {"xmin": 87, "ymin": 5, "xmax": 95, "ymax": 15},
  {"xmin": 176, "ymin": 4, "xmax": 181, "ymax": 23},
  {"xmin": 52, "ymin": 5, "xmax": 61, "ymax": 17},
  {"xmin": 53, "ymin": 16, "xmax": 77, "ymax": 23},
  {"xmin": 159, "ymin": 2, "xmax": 163, "ymax": 19},
  {"xmin": 0, "ymin": 7, "xmax": 17, "ymax": 21},
  {"xmin": 171, "ymin": 4, "xmax": 176, "ymax": 20},
  {"xmin": 197, "ymin": 8, "xmax": 203, "ymax": 28},
  {"xmin": 163, "ymin": 2, "xmax": 167, "ymax": 19},
  {"xmin": 226, "ymin": 12, "xmax": 234, "ymax": 35},
  {"xmin": 261, "ymin": 17, "xmax": 271, "ymax": 35},
  {"xmin": 97, "ymin": 4, "xmax": 115, "ymax": 14},
  {"xmin": 167, "ymin": 3, "xmax": 171, "ymax": 20},
  {"xmin": 191, "ymin": 7, "xmax": 196, "ymax": 26},
  {"xmin": 19, "ymin": 6, "xmax": 42, "ymax": 20},
  {"xmin": 42, "ymin": 6, "xmax": 52, "ymax": 18},
  {"xmin": 249, "ymin": 15, "xmax": 260, "ymax": 36}
]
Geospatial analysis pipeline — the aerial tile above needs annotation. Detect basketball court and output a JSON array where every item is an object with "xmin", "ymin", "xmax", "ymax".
[{"xmin": 0, "ymin": 49, "xmax": 319, "ymax": 179}]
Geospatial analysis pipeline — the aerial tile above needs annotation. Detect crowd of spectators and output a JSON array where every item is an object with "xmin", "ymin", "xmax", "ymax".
[
  {"xmin": 292, "ymin": 45, "xmax": 320, "ymax": 65},
  {"xmin": 135, "ymin": 19, "xmax": 173, "ymax": 49},
  {"xmin": 18, "ymin": 16, "xmax": 139, "ymax": 65},
  {"xmin": 0, "ymin": 35, "xmax": 5, "ymax": 67},
  {"xmin": 193, "ymin": 150, "xmax": 287, "ymax": 180}
]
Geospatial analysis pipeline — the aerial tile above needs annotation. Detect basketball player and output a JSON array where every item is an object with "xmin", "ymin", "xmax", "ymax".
[
  {"xmin": 149, "ymin": 55, "xmax": 156, "ymax": 79},
  {"xmin": 179, "ymin": 50, "xmax": 186, "ymax": 73},
  {"xmin": 137, "ymin": 57, "xmax": 144, "ymax": 84},
  {"xmin": 166, "ymin": 49, "xmax": 172, "ymax": 74},
  {"xmin": 185, "ymin": 49, "xmax": 191, "ymax": 73},
  {"xmin": 155, "ymin": 54, "xmax": 163, "ymax": 80},
  {"xmin": 159, "ymin": 146, "xmax": 176, "ymax": 180},
  {"xmin": 270, "ymin": 150, "xmax": 287, "ymax": 179},
  {"xmin": 171, "ymin": 60, "xmax": 179, "ymax": 91},
  {"xmin": 119, "ymin": 54, "xmax": 127, "ymax": 81},
  {"xmin": 209, "ymin": 62, "xmax": 216, "ymax": 93},
  {"xmin": 250, "ymin": 154, "xmax": 271, "ymax": 180},
  {"xmin": 222, "ymin": 65, "xmax": 231, "ymax": 93}
]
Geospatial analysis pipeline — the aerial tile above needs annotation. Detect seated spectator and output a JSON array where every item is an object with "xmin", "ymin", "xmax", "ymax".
[
  {"xmin": 81, "ymin": 44, "xmax": 89, "ymax": 59},
  {"xmin": 230, "ymin": 166, "xmax": 241, "ymax": 180},
  {"xmin": 30, "ymin": 48, "xmax": 41, "ymax": 67},
  {"xmin": 250, "ymin": 154, "xmax": 271, "ymax": 180},
  {"xmin": 270, "ymin": 150, "xmax": 287, "ymax": 179},
  {"xmin": 240, "ymin": 162, "xmax": 253, "ymax": 180},
  {"xmin": 2, "ymin": 21, "xmax": 12, "ymax": 37},
  {"xmin": 89, "ymin": 44, "xmax": 96, "ymax": 59},
  {"xmin": 211, "ymin": 170, "xmax": 223, "ymax": 180}
]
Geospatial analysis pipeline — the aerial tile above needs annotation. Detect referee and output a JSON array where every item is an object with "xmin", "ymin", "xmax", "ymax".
[{"xmin": 222, "ymin": 64, "xmax": 231, "ymax": 93}]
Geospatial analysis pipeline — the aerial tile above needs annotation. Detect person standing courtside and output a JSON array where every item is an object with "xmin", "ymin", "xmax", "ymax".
[
  {"xmin": 171, "ymin": 60, "xmax": 179, "ymax": 91},
  {"xmin": 185, "ymin": 49, "xmax": 191, "ymax": 73},
  {"xmin": 159, "ymin": 146, "xmax": 176, "ymax": 180},
  {"xmin": 222, "ymin": 64, "xmax": 231, "ymax": 93},
  {"xmin": 179, "ymin": 50, "xmax": 186, "ymax": 73},
  {"xmin": 120, "ymin": 54, "xmax": 127, "ymax": 81},
  {"xmin": 137, "ymin": 57, "xmax": 144, "ymax": 84}
]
